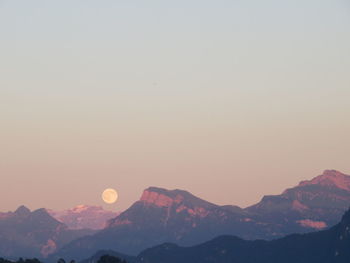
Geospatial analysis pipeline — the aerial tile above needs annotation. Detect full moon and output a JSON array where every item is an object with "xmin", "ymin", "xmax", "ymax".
[{"xmin": 102, "ymin": 188, "xmax": 118, "ymax": 204}]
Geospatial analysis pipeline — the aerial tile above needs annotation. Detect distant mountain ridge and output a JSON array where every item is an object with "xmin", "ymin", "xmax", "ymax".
[
  {"xmin": 48, "ymin": 205, "xmax": 119, "ymax": 230},
  {"xmin": 136, "ymin": 207, "xmax": 350, "ymax": 263},
  {"xmin": 2, "ymin": 169, "xmax": 350, "ymax": 261},
  {"xmin": 248, "ymin": 169, "xmax": 350, "ymax": 230},
  {"xmin": 52, "ymin": 170, "xmax": 350, "ymax": 261},
  {"xmin": 299, "ymin": 170, "xmax": 350, "ymax": 190},
  {"xmin": 0, "ymin": 206, "xmax": 95, "ymax": 259},
  {"xmin": 82, "ymin": 206, "xmax": 350, "ymax": 263}
]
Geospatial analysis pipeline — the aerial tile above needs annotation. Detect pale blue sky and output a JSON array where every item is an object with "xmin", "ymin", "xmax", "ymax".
[{"xmin": 0, "ymin": 0, "xmax": 349, "ymax": 211}]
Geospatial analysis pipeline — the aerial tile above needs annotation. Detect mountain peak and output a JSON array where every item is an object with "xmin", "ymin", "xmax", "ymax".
[
  {"xmin": 298, "ymin": 170, "xmax": 350, "ymax": 191},
  {"xmin": 140, "ymin": 188, "xmax": 181, "ymax": 208},
  {"xmin": 139, "ymin": 187, "xmax": 215, "ymax": 209},
  {"xmin": 322, "ymin": 169, "xmax": 346, "ymax": 177},
  {"xmin": 107, "ymin": 187, "xmax": 217, "ymax": 229},
  {"xmin": 71, "ymin": 204, "xmax": 92, "ymax": 213},
  {"xmin": 32, "ymin": 208, "xmax": 52, "ymax": 217},
  {"xmin": 49, "ymin": 205, "xmax": 119, "ymax": 230},
  {"xmin": 14, "ymin": 205, "xmax": 31, "ymax": 216}
]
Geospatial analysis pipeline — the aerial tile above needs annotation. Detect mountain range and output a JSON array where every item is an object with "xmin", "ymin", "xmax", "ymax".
[
  {"xmin": 48, "ymin": 205, "xmax": 119, "ymax": 230},
  {"xmin": 0, "ymin": 206, "xmax": 95, "ymax": 259},
  {"xmin": 93, "ymin": 206, "xmax": 350, "ymax": 263},
  {"xmin": 0, "ymin": 169, "xmax": 349, "ymax": 260},
  {"xmin": 51, "ymin": 169, "xmax": 350, "ymax": 261},
  {"xmin": 0, "ymin": 202, "xmax": 120, "ymax": 259}
]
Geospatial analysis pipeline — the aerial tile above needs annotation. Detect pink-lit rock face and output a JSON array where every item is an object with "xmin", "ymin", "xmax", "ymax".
[
  {"xmin": 174, "ymin": 194, "xmax": 185, "ymax": 204},
  {"xmin": 140, "ymin": 190, "xmax": 175, "ymax": 207},
  {"xmin": 297, "ymin": 219, "xmax": 327, "ymax": 229},
  {"xmin": 299, "ymin": 170, "xmax": 350, "ymax": 191},
  {"xmin": 292, "ymin": 200, "xmax": 309, "ymax": 212},
  {"xmin": 176, "ymin": 204, "xmax": 187, "ymax": 213},
  {"xmin": 108, "ymin": 187, "xmax": 216, "ymax": 229},
  {"xmin": 40, "ymin": 239, "xmax": 57, "ymax": 257},
  {"xmin": 187, "ymin": 207, "xmax": 209, "ymax": 218},
  {"xmin": 140, "ymin": 189, "xmax": 210, "ymax": 218}
]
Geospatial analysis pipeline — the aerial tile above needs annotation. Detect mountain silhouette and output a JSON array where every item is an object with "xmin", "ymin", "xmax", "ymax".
[
  {"xmin": 52, "ymin": 170, "xmax": 350, "ymax": 261},
  {"xmin": 0, "ymin": 206, "xmax": 95, "ymax": 259},
  {"xmin": 84, "ymin": 206, "xmax": 350, "ymax": 263}
]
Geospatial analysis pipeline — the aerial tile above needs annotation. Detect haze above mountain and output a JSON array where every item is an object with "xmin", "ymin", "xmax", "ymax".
[{"xmin": 52, "ymin": 170, "xmax": 350, "ymax": 261}]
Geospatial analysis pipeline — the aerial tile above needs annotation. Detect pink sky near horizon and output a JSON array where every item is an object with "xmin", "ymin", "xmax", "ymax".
[{"xmin": 0, "ymin": 0, "xmax": 349, "ymax": 212}]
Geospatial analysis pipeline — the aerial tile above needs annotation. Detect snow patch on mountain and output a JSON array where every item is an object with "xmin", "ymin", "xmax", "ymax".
[{"xmin": 48, "ymin": 205, "xmax": 119, "ymax": 230}]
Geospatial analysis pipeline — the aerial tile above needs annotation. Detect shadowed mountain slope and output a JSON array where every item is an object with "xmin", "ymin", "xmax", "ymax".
[
  {"xmin": 0, "ymin": 206, "xmax": 95, "ymax": 259},
  {"xmin": 136, "ymin": 208, "xmax": 350, "ymax": 263},
  {"xmin": 83, "ymin": 207, "xmax": 350, "ymax": 263}
]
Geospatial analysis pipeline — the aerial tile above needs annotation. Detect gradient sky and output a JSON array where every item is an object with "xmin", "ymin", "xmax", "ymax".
[{"xmin": 1, "ymin": 0, "xmax": 349, "ymax": 212}]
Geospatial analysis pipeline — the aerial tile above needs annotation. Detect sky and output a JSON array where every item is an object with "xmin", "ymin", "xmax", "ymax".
[{"xmin": 0, "ymin": 0, "xmax": 349, "ymax": 212}]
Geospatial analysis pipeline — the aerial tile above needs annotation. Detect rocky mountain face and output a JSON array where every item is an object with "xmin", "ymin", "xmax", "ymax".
[
  {"xmin": 51, "ymin": 187, "xmax": 265, "ymax": 260},
  {"xmin": 52, "ymin": 170, "xmax": 350, "ymax": 261},
  {"xmin": 48, "ymin": 205, "xmax": 119, "ymax": 230},
  {"xmin": 0, "ymin": 206, "xmax": 95, "ymax": 259},
  {"xmin": 247, "ymin": 170, "xmax": 350, "ymax": 233}
]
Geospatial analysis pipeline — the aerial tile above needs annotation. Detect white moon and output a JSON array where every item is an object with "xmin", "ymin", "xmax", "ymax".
[{"xmin": 102, "ymin": 188, "xmax": 118, "ymax": 204}]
